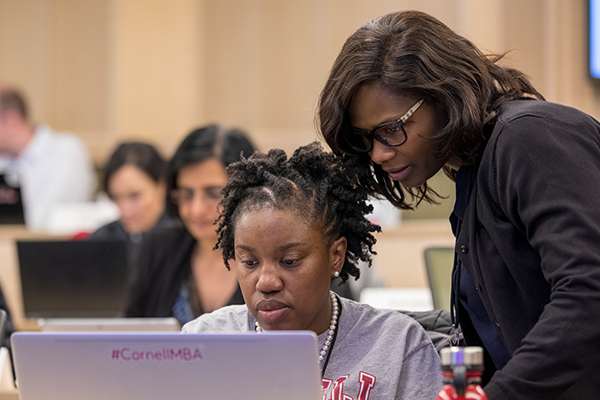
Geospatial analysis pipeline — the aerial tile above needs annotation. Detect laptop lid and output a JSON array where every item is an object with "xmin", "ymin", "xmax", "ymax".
[
  {"xmin": 0, "ymin": 174, "xmax": 25, "ymax": 225},
  {"xmin": 11, "ymin": 331, "xmax": 322, "ymax": 400},
  {"xmin": 16, "ymin": 240, "xmax": 128, "ymax": 318},
  {"xmin": 37, "ymin": 318, "xmax": 181, "ymax": 332}
]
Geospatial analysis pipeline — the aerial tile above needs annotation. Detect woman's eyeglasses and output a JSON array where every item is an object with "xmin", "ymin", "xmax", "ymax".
[
  {"xmin": 170, "ymin": 187, "xmax": 223, "ymax": 205},
  {"xmin": 344, "ymin": 99, "xmax": 424, "ymax": 153}
]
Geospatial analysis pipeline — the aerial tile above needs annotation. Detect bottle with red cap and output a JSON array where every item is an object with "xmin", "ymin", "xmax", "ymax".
[{"xmin": 436, "ymin": 346, "xmax": 488, "ymax": 400}]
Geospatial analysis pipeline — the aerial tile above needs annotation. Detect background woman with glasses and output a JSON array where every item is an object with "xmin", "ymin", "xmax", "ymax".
[
  {"xmin": 318, "ymin": 10, "xmax": 600, "ymax": 400},
  {"xmin": 126, "ymin": 124, "xmax": 255, "ymax": 325}
]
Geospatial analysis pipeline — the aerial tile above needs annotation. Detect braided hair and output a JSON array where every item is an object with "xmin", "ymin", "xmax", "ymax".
[{"xmin": 215, "ymin": 141, "xmax": 381, "ymax": 283}]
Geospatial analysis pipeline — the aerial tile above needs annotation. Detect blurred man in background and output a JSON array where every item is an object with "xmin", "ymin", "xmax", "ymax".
[{"xmin": 0, "ymin": 88, "xmax": 97, "ymax": 231}]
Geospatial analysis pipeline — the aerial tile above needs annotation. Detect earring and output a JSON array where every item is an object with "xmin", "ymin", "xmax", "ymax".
[{"xmin": 333, "ymin": 271, "xmax": 339, "ymax": 277}]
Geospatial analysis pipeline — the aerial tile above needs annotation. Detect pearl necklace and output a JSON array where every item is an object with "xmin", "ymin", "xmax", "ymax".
[{"xmin": 255, "ymin": 290, "xmax": 340, "ymax": 362}]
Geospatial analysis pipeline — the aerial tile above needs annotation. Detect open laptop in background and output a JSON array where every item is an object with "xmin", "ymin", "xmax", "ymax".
[
  {"xmin": 38, "ymin": 317, "xmax": 180, "ymax": 332},
  {"xmin": 16, "ymin": 240, "xmax": 128, "ymax": 318},
  {"xmin": 0, "ymin": 174, "xmax": 25, "ymax": 225},
  {"xmin": 11, "ymin": 331, "xmax": 322, "ymax": 400}
]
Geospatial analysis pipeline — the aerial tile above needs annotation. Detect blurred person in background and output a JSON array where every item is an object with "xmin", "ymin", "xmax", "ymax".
[
  {"xmin": 89, "ymin": 141, "xmax": 173, "ymax": 282},
  {"xmin": 126, "ymin": 124, "xmax": 255, "ymax": 325},
  {"xmin": 0, "ymin": 87, "xmax": 97, "ymax": 231}
]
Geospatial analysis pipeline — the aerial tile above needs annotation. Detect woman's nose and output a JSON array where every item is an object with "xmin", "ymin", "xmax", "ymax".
[
  {"xmin": 118, "ymin": 200, "xmax": 136, "ymax": 220},
  {"xmin": 369, "ymin": 140, "xmax": 396, "ymax": 165},
  {"xmin": 189, "ymin": 195, "xmax": 213, "ymax": 217},
  {"xmin": 255, "ymin": 264, "xmax": 283, "ymax": 293}
]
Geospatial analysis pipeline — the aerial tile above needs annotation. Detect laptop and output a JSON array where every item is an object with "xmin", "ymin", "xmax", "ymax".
[
  {"xmin": 11, "ymin": 331, "xmax": 322, "ymax": 400},
  {"xmin": 38, "ymin": 317, "xmax": 180, "ymax": 332},
  {"xmin": 16, "ymin": 240, "xmax": 128, "ymax": 318},
  {"xmin": 0, "ymin": 174, "xmax": 25, "ymax": 225}
]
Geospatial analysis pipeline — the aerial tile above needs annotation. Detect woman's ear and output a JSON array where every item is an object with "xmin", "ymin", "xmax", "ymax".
[{"xmin": 329, "ymin": 236, "xmax": 347, "ymax": 276}]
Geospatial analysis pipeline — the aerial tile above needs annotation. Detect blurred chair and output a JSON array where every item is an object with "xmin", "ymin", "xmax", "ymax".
[{"xmin": 423, "ymin": 246, "xmax": 455, "ymax": 312}]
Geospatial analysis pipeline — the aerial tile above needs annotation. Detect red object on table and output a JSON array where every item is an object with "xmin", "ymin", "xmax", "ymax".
[{"xmin": 436, "ymin": 347, "xmax": 488, "ymax": 400}]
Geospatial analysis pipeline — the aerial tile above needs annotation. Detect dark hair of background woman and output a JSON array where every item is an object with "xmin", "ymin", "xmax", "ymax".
[
  {"xmin": 214, "ymin": 141, "xmax": 381, "ymax": 283},
  {"xmin": 317, "ymin": 10, "xmax": 544, "ymax": 210},
  {"xmin": 103, "ymin": 141, "xmax": 166, "ymax": 195},
  {"xmin": 165, "ymin": 124, "xmax": 256, "ymax": 218}
]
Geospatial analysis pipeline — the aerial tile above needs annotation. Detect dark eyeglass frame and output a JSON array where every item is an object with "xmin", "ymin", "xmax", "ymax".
[
  {"xmin": 169, "ymin": 186, "xmax": 223, "ymax": 205},
  {"xmin": 344, "ymin": 99, "xmax": 425, "ymax": 153}
]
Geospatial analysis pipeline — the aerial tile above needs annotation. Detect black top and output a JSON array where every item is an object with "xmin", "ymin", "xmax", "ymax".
[
  {"xmin": 450, "ymin": 166, "xmax": 511, "ymax": 381},
  {"xmin": 456, "ymin": 100, "xmax": 600, "ymax": 400},
  {"xmin": 125, "ymin": 225, "xmax": 244, "ymax": 319},
  {"xmin": 89, "ymin": 214, "xmax": 177, "ymax": 284}
]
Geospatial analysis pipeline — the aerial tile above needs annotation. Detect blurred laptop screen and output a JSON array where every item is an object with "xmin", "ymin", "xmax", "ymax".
[{"xmin": 17, "ymin": 240, "xmax": 128, "ymax": 318}]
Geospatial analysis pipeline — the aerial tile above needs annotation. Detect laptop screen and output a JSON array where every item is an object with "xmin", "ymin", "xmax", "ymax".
[
  {"xmin": 16, "ymin": 240, "xmax": 128, "ymax": 318},
  {"xmin": 11, "ymin": 331, "xmax": 322, "ymax": 400}
]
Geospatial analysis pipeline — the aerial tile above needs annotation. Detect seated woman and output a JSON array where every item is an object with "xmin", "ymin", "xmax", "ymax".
[
  {"xmin": 182, "ymin": 142, "xmax": 443, "ymax": 400},
  {"xmin": 126, "ymin": 124, "xmax": 256, "ymax": 325},
  {"xmin": 89, "ymin": 141, "xmax": 170, "ymax": 280}
]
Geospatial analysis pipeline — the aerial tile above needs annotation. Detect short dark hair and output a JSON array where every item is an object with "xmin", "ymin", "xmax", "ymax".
[
  {"xmin": 102, "ymin": 141, "xmax": 166, "ymax": 196},
  {"xmin": 0, "ymin": 89, "xmax": 28, "ymax": 120},
  {"xmin": 215, "ymin": 141, "xmax": 381, "ymax": 283},
  {"xmin": 318, "ymin": 10, "xmax": 544, "ymax": 209},
  {"xmin": 166, "ymin": 124, "xmax": 256, "ymax": 218}
]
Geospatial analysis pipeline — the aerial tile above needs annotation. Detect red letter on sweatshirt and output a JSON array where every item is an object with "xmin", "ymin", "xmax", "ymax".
[
  {"xmin": 357, "ymin": 371, "xmax": 376, "ymax": 400},
  {"xmin": 331, "ymin": 375, "xmax": 353, "ymax": 400}
]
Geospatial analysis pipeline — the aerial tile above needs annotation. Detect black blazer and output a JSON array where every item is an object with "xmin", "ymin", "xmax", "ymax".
[
  {"xmin": 457, "ymin": 101, "xmax": 600, "ymax": 399},
  {"xmin": 89, "ymin": 213, "xmax": 176, "ymax": 284},
  {"xmin": 125, "ymin": 225, "xmax": 243, "ymax": 318}
]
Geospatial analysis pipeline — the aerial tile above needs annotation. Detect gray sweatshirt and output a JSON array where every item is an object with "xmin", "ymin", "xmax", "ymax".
[{"xmin": 182, "ymin": 296, "xmax": 443, "ymax": 400}]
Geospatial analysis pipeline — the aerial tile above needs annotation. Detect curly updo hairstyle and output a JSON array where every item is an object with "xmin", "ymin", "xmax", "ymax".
[{"xmin": 215, "ymin": 141, "xmax": 381, "ymax": 283}]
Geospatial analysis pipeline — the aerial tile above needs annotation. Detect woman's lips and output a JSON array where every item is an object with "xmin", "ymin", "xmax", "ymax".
[
  {"xmin": 256, "ymin": 300, "xmax": 290, "ymax": 324},
  {"xmin": 386, "ymin": 165, "xmax": 411, "ymax": 181}
]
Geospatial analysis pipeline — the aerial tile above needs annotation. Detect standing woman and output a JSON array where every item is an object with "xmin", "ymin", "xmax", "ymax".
[
  {"xmin": 318, "ymin": 10, "xmax": 600, "ymax": 400},
  {"xmin": 126, "ymin": 124, "xmax": 255, "ymax": 325}
]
